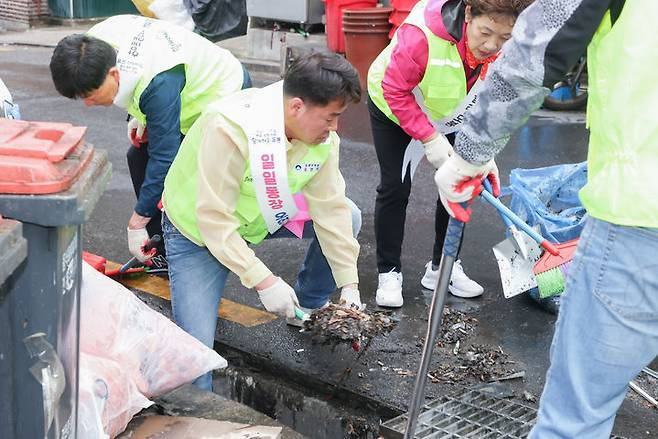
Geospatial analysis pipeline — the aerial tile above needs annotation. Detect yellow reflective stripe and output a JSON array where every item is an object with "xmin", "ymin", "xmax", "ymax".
[
  {"xmin": 106, "ymin": 260, "xmax": 278, "ymax": 327},
  {"xmin": 429, "ymin": 58, "xmax": 462, "ymax": 68}
]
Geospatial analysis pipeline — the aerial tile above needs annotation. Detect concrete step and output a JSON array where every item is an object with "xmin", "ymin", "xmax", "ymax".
[{"xmin": 119, "ymin": 384, "xmax": 307, "ymax": 439}]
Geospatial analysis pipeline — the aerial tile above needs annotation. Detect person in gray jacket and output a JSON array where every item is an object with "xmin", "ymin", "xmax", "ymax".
[{"xmin": 433, "ymin": 0, "xmax": 656, "ymax": 437}]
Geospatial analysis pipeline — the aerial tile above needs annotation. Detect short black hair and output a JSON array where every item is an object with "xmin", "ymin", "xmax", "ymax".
[
  {"xmin": 283, "ymin": 51, "xmax": 361, "ymax": 106},
  {"xmin": 50, "ymin": 34, "xmax": 117, "ymax": 99}
]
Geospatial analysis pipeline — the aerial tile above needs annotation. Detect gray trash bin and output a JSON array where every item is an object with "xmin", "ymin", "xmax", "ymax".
[
  {"xmin": 0, "ymin": 119, "xmax": 111, "ymax": 439},
  {"xmin": 0, "ymin": 217, "xmax": 28, "ymax": 439}
]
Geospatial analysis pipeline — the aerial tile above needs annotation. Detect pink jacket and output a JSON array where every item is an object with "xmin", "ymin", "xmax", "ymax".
[{"xmin": 382, "ymin": 0, "xmax": 478, "ymax": 141}]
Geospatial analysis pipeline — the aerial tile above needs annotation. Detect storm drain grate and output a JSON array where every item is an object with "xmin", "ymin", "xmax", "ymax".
[
  {"xmin": 380, "ymin": 389, "xmax": 535, "ymax": 439},
  {"xmin": 380, "ymin": 389, "xmax": 629, "ymax": 439}
]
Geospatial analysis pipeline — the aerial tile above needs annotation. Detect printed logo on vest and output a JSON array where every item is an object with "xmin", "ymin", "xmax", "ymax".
[
  {"xmin": 127, "ymin": 29, "xmax": 145, "ymax": 58},
  {"xmin": 294, "ymin": 163, "xmax": 321, "ymax": 172},
  {"xmin": 157, "ymin": 30, "xmax": 182, "ymax": 52}
]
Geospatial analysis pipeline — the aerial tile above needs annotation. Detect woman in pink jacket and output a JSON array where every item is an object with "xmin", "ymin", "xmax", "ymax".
[{"xmin": 367, "ymin": 0, "xmax": 532, "ymax": 307}]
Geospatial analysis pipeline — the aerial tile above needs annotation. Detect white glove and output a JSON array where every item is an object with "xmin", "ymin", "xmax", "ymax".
[
  {"xmin": 257, "ymin": 277, "xmax": 300, "ymax": 318},
  {"xmin": 127, "ymin": 118, "xmax": 146, "ymax": 147},
  {"xmin": 434, "ymin": 154, "xmax": 500, "ymax": 222},
  {"xmin": 127, "ymin": 227, "xmax": 154, "ymax": 262},
  {"xmin": 339, "ymin": 287, "xmax": 364, "ymax": 311},
  {"xmin": 423, "ymin": 134, "xmax": 453, "ymax": 169}
]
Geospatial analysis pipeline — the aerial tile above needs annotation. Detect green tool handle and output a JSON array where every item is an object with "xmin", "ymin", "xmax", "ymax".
[{"xmin": 294, "ymin": 307, "xmax": 309, "ymax": 321}]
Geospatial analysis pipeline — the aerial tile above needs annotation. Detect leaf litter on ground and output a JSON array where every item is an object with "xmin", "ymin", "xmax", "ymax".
[
  {"xmin": 422, "ymin": 308, "xmax": 522, "ymax": 385},
  {"xmin": 302, "ymin": 303, "xmax": 397, "ymax": 348},
  {"xmin": 429, "ymin": 344, "xmax": 520, "ymax": 385}
]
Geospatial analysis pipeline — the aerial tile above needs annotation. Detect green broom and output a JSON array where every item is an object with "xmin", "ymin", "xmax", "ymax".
[{"xmin": 533, "ymin": 239, "xmax": 579, "ymax": 298}]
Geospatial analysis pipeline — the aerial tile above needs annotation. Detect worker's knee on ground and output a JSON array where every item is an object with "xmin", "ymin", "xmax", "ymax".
[{"xmin": 347, "ymin": 198, "xmax": 362, "ymax": 238}]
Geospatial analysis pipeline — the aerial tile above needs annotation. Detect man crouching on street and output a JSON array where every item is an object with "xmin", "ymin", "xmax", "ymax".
[{"xmin": 161, "ymin": 52, "xmax": 363, "ymax": 390}]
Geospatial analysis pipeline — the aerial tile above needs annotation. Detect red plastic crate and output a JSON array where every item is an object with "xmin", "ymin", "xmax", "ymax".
[
  {"xmin": 389, "ymin": 0, "xmax": 420, "ymax": 38},
  {"xmin": 0, "ymin": 119, "xmax": 92, "ymax": 194},
  {"xmin": 391, "ymin": 0, "xmax": 419, "ymax": 10},
  {"xmin": 324, "ymin": 0, "xmax": 377, "ymax": 53}
]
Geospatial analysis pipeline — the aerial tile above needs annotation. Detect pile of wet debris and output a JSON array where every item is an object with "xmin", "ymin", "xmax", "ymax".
[
  {"xmin": 437, "ymin": 307, "xmax": 478, "ymax": 346},
  {"xmin": 428, "ymin": 308, "xmax": 522, "ymax": 385},
  {"xmin": 429, "ymin": 344, "xmax": 522, "ymax": 384},
  {"xmin": 303, "ymin": 304, "xmax": 396, "ymax": 349}
]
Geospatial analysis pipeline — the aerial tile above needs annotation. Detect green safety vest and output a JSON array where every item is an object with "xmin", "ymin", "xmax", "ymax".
[
  {"xmin": 88, "ymin": 15, "xmax": 244, "ymax": 134},
  {"xmin": 367, "ymin": 0, "xmax": 467, "ymax": 125},
  {"xmin": 163, "ymin": 88, "xmax": 333, "ymax": 245},
  {"xmin": 581, "ymin": 1, "xmax": 658, "ymax": 227}
]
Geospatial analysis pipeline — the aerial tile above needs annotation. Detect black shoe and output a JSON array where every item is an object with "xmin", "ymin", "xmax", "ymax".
[{"xmin": 147, "ymin": 253, "xmax": 168, "ymax": 274}]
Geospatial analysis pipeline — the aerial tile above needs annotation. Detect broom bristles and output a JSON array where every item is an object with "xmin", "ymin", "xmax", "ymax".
[
  {"xmin": 533, "ymin": 239, "xmax": 578, "ymax": 299},
  {"xmin": 536, "ymin": 261, "xmax": 571, "ymax": 298}
]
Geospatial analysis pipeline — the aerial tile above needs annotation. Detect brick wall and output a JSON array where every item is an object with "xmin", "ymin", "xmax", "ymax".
[{"xmin": 0, "ymin": 0, "xmax": 50, "ymax": 28}]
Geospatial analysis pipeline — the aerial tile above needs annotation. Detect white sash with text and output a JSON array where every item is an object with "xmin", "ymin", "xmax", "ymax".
[
  {"xmin": 246, "ymin": 82, "xmax": 298, "ymax": 234},
  {"xmin": 402, "ymin": 78, "xmax": 483, "ymax": 181}
]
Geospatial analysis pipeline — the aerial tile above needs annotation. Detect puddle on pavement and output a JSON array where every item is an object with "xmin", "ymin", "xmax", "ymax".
[{"xmin": 213, "ymin": 363, "xmax": 400, "ymax": 439}]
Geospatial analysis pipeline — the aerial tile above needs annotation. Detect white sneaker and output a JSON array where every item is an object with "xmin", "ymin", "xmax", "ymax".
[
  {"xmin": 376, "ymin": 270, "xmax": 404, "ymax": 307},
  {"xmin": 421, "ymin": 260, "xmax": 484, "ymax": 298},
  {"xmin": 421, "ymin": 261, "xmax": 439, "ymax": 290}
]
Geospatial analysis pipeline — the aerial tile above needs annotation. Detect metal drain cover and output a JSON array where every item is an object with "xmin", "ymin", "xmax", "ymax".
[{"xmin": 380, "ymin": 389, "xmax": 628, "ymax": 439}]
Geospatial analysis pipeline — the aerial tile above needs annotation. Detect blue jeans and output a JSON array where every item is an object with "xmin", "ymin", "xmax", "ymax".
[
  {"xmin": 162, "ymin": 199, "xmax": 362, "ymax": 391},
  {"xmin": 529, "ymin": 217, "xmax": 658, "ymax": 438}
]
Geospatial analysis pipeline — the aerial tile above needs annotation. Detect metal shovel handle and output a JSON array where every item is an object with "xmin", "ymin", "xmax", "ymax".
[{"xmin": 404, "ymin": 215, "xmax": 464, "ymax": 438}]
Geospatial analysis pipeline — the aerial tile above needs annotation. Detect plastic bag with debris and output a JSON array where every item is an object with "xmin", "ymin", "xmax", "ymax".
[
  {"xmin": 503, "ymin": 161, "xmax": 587, "ymax": 244},
  {"xmin": 148, "ymin": 0, "xmax": 195, "ymax": 30},
  {"xmin": 184, "ymin": 0, "xmax": 247, "ymax": 41},
  {"xmin": 77, "ymin": 353, "xmax": 152, "ymax": 439},
  {"xmin": 130, "ymin": 0, "xmax": 156, "ymax": 17},
  {"xmin": 80, "ymin": 262, "xmax": 227, "ymax": 397}
]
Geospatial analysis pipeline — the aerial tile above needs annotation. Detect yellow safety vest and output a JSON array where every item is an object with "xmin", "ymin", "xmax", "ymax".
[
  {"xmin": 163, "ymin": 88, "xmax": 333, "ymax": 245},
  {"xmin": 367, "ymin": 0, "xmax": 467, "ymax": 124},
  {"xmin": 581, "ymin": 2, "xmax": 658, "ymax": 227},
  {"xmin": 88, "ymin": 15, "xmax": 244, "ymax": 134}
]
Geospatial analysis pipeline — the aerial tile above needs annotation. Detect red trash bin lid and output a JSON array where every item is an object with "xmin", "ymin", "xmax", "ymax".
[{"xmin": 0, "ymin": 119, "xmax": 93, "ymax": 194}]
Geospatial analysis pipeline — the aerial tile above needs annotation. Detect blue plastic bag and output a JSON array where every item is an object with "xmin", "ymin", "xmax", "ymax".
[
  {"xmin": 502, "ymin": 162, "xmax": 588, "ymax": 313},
  {"xmin": 503, "ymin": 162, "xmax": 587, "ymax": 244}
]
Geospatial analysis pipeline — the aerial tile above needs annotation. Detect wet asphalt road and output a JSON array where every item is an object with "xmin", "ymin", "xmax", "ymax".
[{"xmin": 2, "ymin": 44, "xmax": 656, "ymax": 438}]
